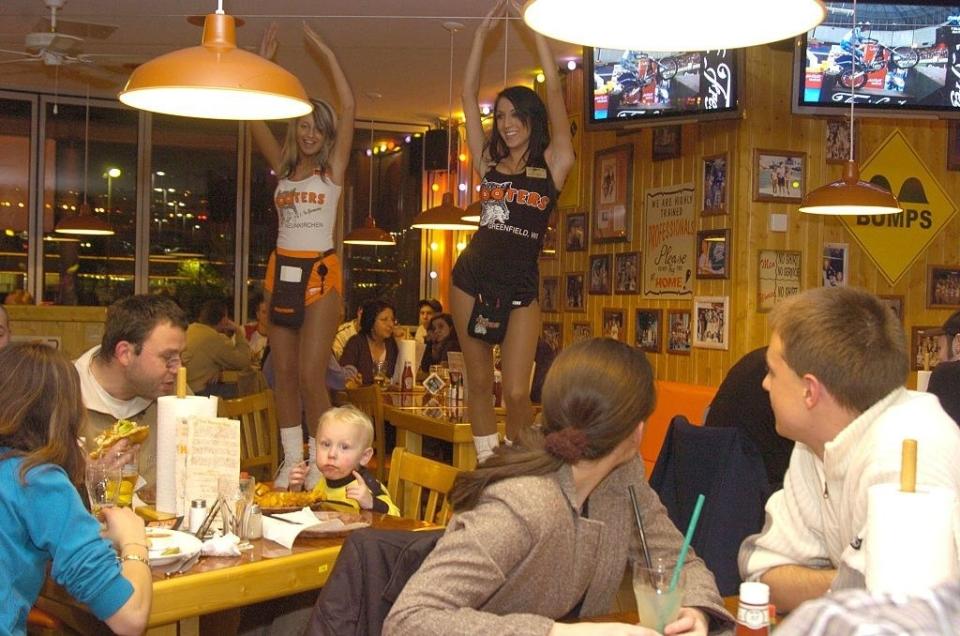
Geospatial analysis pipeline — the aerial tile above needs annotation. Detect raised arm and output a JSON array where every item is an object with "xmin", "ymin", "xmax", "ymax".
[
  {"xmin": 463, "ymin": 0, "xmax": 507, "ymax": 176},
  {"xmin": 303, "ymin": 22, "xmax": 356, "ymax": 185},
  {"xmin": 250, "ymin": 22, "xmax": 283, "ymax": 173},
  {"xmin": 531, "ymin": 30, "xmax": 575, "ymax": 191}
]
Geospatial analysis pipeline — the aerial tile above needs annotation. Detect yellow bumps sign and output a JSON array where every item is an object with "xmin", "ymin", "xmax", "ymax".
[{"xmin": 840, "ymin": 130, "xmax": 957, "ymax": 285}]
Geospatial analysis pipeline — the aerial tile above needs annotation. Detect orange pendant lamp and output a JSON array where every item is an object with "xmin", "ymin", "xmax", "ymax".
[
  {"xmin": 56, "ymin": 90, "xmax": 114, "ymax": 236},
  {"xmin": 798, "ymin": 0, "xmax": 900, "ymax": 216},
  {"xmin": 344, "ymin": 120, "xmax": 396, "ymax": 246},
  {"xmin": 411, "ymin": 22, "xmax": 478, "ymax": 232},
  {"xmin": 119, "ymin": 3, "xmax": 311, "ymax": 120}
]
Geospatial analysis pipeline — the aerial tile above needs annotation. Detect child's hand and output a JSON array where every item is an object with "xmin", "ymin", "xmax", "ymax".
[
  {"xmin": 287, "ymin": 461, "xmax": 308, "ymax": 492},
  {"xmin": 346, "ymin": 470, "xmax": 374, "ymax": 509}
]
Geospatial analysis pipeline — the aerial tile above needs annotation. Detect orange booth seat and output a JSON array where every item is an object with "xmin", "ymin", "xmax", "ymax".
[{"xmin": 640, "ymin": 381, "xmax": 718, "ymax": 477}]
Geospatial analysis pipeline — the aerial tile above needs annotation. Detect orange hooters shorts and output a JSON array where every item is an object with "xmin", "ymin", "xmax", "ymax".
[{"xmin": 265, "ymin": 248, "xmax": 342, "ymax": 307}]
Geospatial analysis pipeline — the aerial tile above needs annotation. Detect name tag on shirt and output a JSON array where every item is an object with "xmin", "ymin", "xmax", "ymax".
[
  {"xmin": 280, "ymin": 265, "xmax": 302, "ymax": 283},
  {"xmin": 526, "ymin": 166, "xmax": 547, "ymax": 179}
]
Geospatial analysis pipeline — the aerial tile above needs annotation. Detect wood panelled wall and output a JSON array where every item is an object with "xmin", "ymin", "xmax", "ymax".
[{"xmin": 540, "ymin": 44, "xmax": 960, "ymax": 387}]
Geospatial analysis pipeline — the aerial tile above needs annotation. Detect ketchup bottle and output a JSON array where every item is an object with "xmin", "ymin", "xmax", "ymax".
[
  {"xmin": 401, "ymin": 361, "xmax": 413, "ymax": 391},
  {"xmin": 734, "ymin": 582, "xmax": 770, "ymax": 636}
]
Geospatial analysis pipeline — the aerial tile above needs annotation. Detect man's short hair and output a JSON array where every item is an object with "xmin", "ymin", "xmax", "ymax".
[
  {"xmin": 318, "ymin": 406, "xmax": 374, "ymax": 449},
  {"xmin": 928, "ymin": 310, "xmax": 960, "ymax": 341},
  {"xmin": 770, "ymin": 287, "xmax": 908, "ymax": 414},
  {"xmin": 99, "ymin": 295, "xmax": 188, "ymax": 362},
  {"xmin": 418, "ymin": 298, "xmax": 442, "ymax": 313},
  {"xmin": 197, "ymin": 299, "xmax": 228, "ymax": 327}
]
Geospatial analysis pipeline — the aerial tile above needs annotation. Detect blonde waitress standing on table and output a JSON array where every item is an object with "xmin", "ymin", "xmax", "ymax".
[
  {"xmin": 453, "ymin": 1, "xmax": 574, "ymax": 462},
  {"xmin": 252, "ymin": 22, "xmax": 355, "ymax": 487}
]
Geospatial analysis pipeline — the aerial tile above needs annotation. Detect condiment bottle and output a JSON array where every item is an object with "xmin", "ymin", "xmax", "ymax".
[
  {"xmin": 735, "ymin": 582, "xmax": 770, "ymax": 636},
  {"xmin": 401, "ymin": 361, "xmax": 413, "ymax": 392},
  {"xmin": 246, "ymin": 504, "xmax": 263, "ymax": 540},
  {"xmin": 492, "ymin": 369, "xmax": 503, "ymax": 408},
  {"xmin": 189, "ymin": 498, "xmax": 208, "ymax": 534}
]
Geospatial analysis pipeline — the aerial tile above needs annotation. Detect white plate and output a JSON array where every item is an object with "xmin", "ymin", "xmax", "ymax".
[{"xmin": 145, "ymin": 528, "xmax": 203, "ymax": 567}]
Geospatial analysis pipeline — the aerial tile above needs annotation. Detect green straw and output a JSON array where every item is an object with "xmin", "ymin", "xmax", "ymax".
[{"xmin": 668, "ymin": 493, "xmax": 705, "ymax": 593}]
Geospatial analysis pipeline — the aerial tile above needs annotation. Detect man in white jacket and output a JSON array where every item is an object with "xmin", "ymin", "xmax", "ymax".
[{"xmin": 738, "ymin": 286, "xmax": 960, "ymax": 612}]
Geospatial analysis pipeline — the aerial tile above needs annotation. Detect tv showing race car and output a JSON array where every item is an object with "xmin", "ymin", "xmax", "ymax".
[
  {"xmin": 793, "ymin": 1, "xmax": 960, "ymax": 117},
  {"xmin": 584, "ymin": 46, "xmax": 743, "ymax": 130}
]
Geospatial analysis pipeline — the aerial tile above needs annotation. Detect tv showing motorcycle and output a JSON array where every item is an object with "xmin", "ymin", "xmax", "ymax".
[
  {"xmin": 588, "ymin": 47, "xmax": 740, "ymax": 126},
  {"xmin": 798, "ymin": 2, "xmax": 960, "ymax": 112}
]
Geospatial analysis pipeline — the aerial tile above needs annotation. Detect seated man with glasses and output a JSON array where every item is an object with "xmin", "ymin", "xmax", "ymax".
[{"xmin": 74, "ymin": 294, "xmax": 188, "ymax": 504}]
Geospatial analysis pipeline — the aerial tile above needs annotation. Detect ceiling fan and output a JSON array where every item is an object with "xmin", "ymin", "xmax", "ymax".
[{"xmin": 0, "ymin": 0, "xmax": 132, "ymax": 85}]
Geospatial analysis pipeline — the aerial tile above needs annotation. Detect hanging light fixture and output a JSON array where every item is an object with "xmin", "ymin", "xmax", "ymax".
[
  {"xmin": 799, "ymin": 0, "xmax": 901, "ymax": 216},
  {"xmin": 461, "ymin": 200, "xmax": 482, "ymax": 223},
  {"xmin": 522, "ymin": 0, "xmax": 826, "ymax": 51},
  {"xmin": 411, "ymin": 22, "xmax": 478, "ymax": 231},
  {"xmin": 344, "ymin": 118, "xmax": 396, "ymax": 246},
  {"xmin": 119, "ymin": 1, "xmax": 312, "ymax": 120},
  {"xmin": 56, "ymin": 89, "xmax": 115, "ymax": 236}
]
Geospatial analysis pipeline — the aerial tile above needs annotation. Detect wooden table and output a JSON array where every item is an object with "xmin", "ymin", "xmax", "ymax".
[
  {"xmin": 383, "ymin": 397, "xmax": 505, "ymax": 471},
  {"xmin": 38, "ymin": 514, "xmax": 431, "ymax": 635}
]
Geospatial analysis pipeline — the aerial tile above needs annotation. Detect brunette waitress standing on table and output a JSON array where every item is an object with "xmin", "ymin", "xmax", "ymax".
[
  {"xmin": 453, "ymin": 0, "xmax": 575, "ymax": 462},
  {"xmin": 252, "ymin": 23, "xmax": 355, "ymax": 487}
]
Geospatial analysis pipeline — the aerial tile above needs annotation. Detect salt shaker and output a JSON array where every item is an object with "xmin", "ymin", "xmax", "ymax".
[
  {"xmin": 189, "ymin": 499, "xmax": 207, "ymax": 534},
  {"xmin": 246, "ymin": 504, "xmax": 263, "ymax": 540}
]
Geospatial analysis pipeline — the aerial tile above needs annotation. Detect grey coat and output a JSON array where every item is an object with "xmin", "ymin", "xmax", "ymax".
[{"xmin": 384, "ymin": 457, "xmax": 733, "ymax": 635}]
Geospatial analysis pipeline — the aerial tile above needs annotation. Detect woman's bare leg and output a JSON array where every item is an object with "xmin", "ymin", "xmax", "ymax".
[
  {"xmin": 265, "ymin": 289, "xmax": 303, "ymax": 486},
  {"xmin": 499, "ymin": 301, "xmax": 540, "ymax": 440},
  {"xmin": 450, "ymin": 285, "xmax": 496, "ymax": 438},
  {"xmin": 298, "ymin": 290, "xmax": 341, "ymax": 436}
]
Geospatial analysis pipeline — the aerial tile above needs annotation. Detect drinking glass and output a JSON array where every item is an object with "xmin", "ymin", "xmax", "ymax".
[
  {"xmin": 237, "ymin": 475, "xmax": 256, "ymax": 549},
  {"xmin": 85, "ymin": 464, "xmax": 120, "ymax": 524},
  {"xmin": 116, "ymin": 464, "xmax": 139, "ymax": 508},
  {"xmin": 373, "ymin": 360, "xmax": 388, "ymax": 387},
  {"xmin": 633, "ymin": 557, "xmax": 684, "ymax": 632}
]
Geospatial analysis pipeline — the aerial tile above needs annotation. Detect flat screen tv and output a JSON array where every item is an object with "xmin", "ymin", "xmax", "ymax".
[
  {"xmin": 584, "ymin": 47, "xmax": 743, "ymax": 130},
  {"xmin": 793, "ymin": 1, "xmax": 960, "ymax": 118}
]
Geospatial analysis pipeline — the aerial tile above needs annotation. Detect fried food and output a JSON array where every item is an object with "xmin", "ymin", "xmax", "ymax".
[
  {"xmin": 254, "ymin": 489, "xmax": 318, "ymax": 509},
  {"xmin": 90, "ymin": 419, "xmax": 150, "ymax": 459}
]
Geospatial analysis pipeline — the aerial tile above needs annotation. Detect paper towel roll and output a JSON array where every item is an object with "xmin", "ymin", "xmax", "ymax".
[
  {"xmin": 865, "ymin": 483, "xmax": 959, "ymax": 594},
  {"xmin": 917, "ymin": 370, "xmax": 932, "ymax": 392},
  {"xmin": 393, "ymin": 339, "xmax": 418, "ymax": 385},
  {"xmin": 156, "ymin": 395, "xmax": 218, "ymax": 515}
]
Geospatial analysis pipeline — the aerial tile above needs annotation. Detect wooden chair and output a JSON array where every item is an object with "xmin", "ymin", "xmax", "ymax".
[
  {"xmin": 386, "ymin": 447, "xmax": 460, "ymax": 525},
  {"xmin": 344, "ymin": 385, "xmax": 388, "ymax": 482},
  {"xmin": 218, "ymin": 389, "xmax": 279, "ymax": 482}
]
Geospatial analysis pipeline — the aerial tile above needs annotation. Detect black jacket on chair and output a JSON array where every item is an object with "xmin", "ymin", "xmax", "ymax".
[
  {"xmin": 307, "ymin": 528, "xmax": 444, "ymax": 636},
  {"xmin": 649, "ymin": 416, "xmax": 772, "ymax": 597}
]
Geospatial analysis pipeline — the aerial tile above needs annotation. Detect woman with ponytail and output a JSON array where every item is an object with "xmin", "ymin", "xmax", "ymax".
[{"xmin": 384, "ymin": 338, "xmax": 731, "ymax": 635}]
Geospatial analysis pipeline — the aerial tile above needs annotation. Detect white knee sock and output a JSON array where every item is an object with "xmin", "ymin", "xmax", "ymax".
[
  {"xmin": 275, "ymin": 427, "xmax": 304, "ymax": 488},
  {"xmin": 474, "ymin": 433, "xmax": 500, "ymax": 464},
  {"xmin": 306, "ymin": 436, "xmax": 321, "ymax": 489}
]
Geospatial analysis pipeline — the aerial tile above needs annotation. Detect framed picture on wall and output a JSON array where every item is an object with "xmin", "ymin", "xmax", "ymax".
[
  {"xmin": 541, "ymin": 276, "xmax": 559, "ymax": 313},
  {"xmin": 928, "ymin": 265, "xmax": 960, "ymax": 308},
  {"xmin": 822, "ymin": 243, "xmax": 849, "ymax": 288},
  {"xmin": 564, "ymin": 273, "xmax": 586, "ymax": 311},
  {"xmin": 589, "ymin": 254, "xmax": 613, "ymax": 295},
  {"xmin": 702, "ymin": 153, "xmax": 728, "ymax": 216},
  {"xmin": 592, "ymin": 144, "xmax": 633, "ymax": 243},
  {"xmin": 692, "ymin": 296, "xmax": 729, "ymax": 350},
  {"xmin": 826, "ymin": 118, "xmax": 856, "ymax": 165},
  {"xmin": 911, "ymin": 326, "xmax": 943, "ymax": 371},
  {"xmin": 572, "ymin": 321, "xmax": 592, "ymax": 344},
  {"xmin": 753, "ymin": 149, "xmax": 805, "ymax": 202},
  {"xmin": 564, "ymin": 211, "xmax": 587, "ymax": 252},
  {"xmin": 652, "ymin": 125, "xmax": 682, "ymax": 161},
  {"xmin": 758, "ymin": 249, "xmax": 801, "ymax": 312},
  {"xmin": 696, "ymin": 229, "xmax": 729, "ymax": 279},
  {"xmin": 667, "ymin": 310, "xmax": 692, "ymax": 355},
  {"xmin": 614, "ymin": 251, "xmax": 640, "ymax": 294},
  {"xmin": 602, "ymin": 308, "xmax": 625, "ymax": 341},
  {"xmin": 878, "ymin": 294, "xmax": 904, "ymax": 322},
  {"xmin": 542, "ymin": 321, "xmax": 562, "ymax": 351},
  {"xmin": 635, "ymin": 309, "xmax": 662, "ymax": 353}
]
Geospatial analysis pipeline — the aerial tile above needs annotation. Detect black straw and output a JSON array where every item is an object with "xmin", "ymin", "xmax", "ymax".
[{"xmin": 628, "ymin": 485, "xmax": 653, "ymax": 570}]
